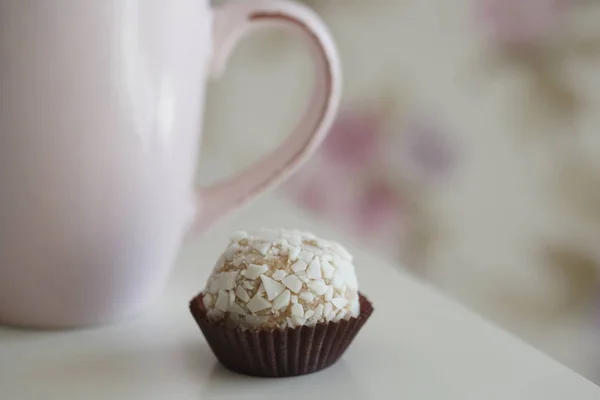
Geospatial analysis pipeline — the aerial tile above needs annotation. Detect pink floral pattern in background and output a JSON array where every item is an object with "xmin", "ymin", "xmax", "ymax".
[
  {"xmin": 285, "ymin": 105, "xmax": 458, "ymax": 263},
  {"xmin": 286, "ymin": 109, "xmax": 403, "ymax": 240},
  {"xmin": 320, "ymin": 110, "xmax": 385, "ymax": 171},
  {"xmin": 479, "ymin": 0, "xmax": 568, "ymax": 45},
  {"xmin": 394, "ymin": 118, "xmax": 458, "ymax": 184}
]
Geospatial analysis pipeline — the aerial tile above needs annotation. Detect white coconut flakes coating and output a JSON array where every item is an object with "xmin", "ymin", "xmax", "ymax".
[{"xmin": 202, "ymin": 228, "xmax": 360, "ymax": 330}]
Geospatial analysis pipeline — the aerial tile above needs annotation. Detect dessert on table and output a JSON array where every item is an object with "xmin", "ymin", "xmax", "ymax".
[{"xmin": 189, "ymin": 228, "xmax": 373, "ymax": 377}]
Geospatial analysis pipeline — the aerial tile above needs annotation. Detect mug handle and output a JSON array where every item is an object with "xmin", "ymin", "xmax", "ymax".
[{"xmin": 191, "ymin": 0, "xmax": 341, "ymax": 233}]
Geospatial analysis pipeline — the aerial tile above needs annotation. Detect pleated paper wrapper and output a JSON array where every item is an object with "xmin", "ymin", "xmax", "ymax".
[{"xmin": 189, "ymin": 292, "xmax": 373, "ymax": 377}]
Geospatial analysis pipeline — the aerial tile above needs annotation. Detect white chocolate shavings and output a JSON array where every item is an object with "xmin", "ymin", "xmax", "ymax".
[
  {"xmin": 272, "ymin": 270, "xmax": 287, "ymax": 281},
  {"xmin": 202, "ymin": 228, "xmax": 360, "ymax": 330}
]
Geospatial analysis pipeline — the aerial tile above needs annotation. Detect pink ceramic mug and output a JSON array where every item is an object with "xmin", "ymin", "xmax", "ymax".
[{"xmin": 0, "ymin": 0, "xmax": 341, "ymax": 328}]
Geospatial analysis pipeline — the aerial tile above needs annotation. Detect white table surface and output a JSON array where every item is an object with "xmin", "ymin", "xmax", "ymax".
[{"xmin": 1, "ymin": 195, "xmax": 598, "ymax": 399}]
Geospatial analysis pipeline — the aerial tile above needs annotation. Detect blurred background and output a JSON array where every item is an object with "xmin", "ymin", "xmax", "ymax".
[{"xmin": 202, "ymin": 0, "xmax": 600, "ymax": 382}]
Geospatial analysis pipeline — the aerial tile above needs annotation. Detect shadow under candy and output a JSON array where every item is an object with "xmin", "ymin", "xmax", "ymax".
[{"xmin": 199, "ymin": 357, "xmax": 368, "ymax": 399}]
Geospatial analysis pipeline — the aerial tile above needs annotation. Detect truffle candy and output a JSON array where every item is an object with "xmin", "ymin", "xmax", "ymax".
[{"xmin": 202, "ymin": 228, "xmax": 360, "ymax": 330}]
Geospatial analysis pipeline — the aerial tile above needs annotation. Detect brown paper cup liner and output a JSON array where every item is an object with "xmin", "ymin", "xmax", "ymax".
[{"xmin": 189, "ymin": 292, "xmax": 373, "ymax": 378}]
